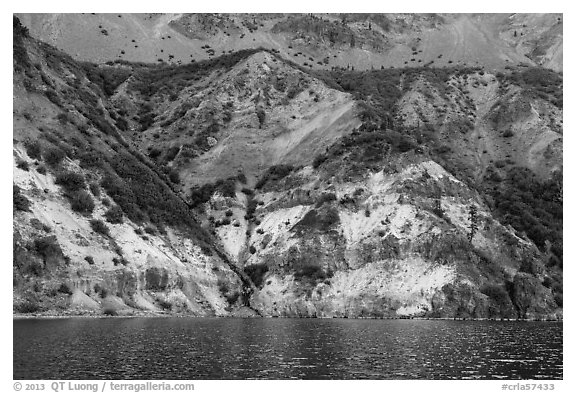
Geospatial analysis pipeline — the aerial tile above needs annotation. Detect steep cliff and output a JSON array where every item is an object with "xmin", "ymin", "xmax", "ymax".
[
  {"xmin": 13, "ymin": 17, "xmax": 256, "ymax": 317},
  {"xmin": 13, "ymin": 17, "xmax": 562, "ymax": 319}
]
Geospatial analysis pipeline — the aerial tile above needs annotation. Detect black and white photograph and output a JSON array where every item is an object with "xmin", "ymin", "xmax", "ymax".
[{"xmin": 11, "ymin": 3, "xmax": 565, "ymax": 385}]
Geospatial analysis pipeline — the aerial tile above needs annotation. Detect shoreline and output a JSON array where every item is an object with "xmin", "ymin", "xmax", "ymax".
[{"xmin": 13, "ymin": 313, "xmax": 563, "ymax": 322}]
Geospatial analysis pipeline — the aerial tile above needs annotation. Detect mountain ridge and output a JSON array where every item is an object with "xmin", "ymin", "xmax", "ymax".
[{"xmin": 17, "ymin": 13, "xmax": 563, "ymax": 72}]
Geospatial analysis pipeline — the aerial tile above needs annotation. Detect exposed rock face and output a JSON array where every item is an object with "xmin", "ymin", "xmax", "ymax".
[
  {"xmin": 13, "ymin": 17, "xmax": 562, "ymax": 319},
  {"xmin": 12, "ymin": 144, "xmax": 242, "ymax": 316},
  {"xmin": 511, "ymin": 273, "xmax": 558, "ymax": 320},
  {"xmin": 225, "ymin": 160, "xmax": 559, "ymax": 319}
]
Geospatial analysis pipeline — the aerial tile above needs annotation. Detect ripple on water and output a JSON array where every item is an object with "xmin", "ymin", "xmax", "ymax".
[{"xmin": 13, "ymin": 318, "xmax": 562, "ymax": 380}]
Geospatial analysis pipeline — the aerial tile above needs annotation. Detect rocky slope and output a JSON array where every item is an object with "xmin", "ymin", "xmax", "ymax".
[
  {"xmin": 17, "ymin": 13, "xmax": 563, "ymax": 72},
  {"xmin": 13, "ymin": 16, "xmax": 562, "ymax": 319},
  {"xmin": 108, "ymin": 50, "xmax": 360, "ymax": 187},
  {"xmin": 13, "ymin": 18, "xmax": 257, "ymax": 317},
  {"xmin": 243, "ymin": 159, "xmax": 552, "ymax": 318}
]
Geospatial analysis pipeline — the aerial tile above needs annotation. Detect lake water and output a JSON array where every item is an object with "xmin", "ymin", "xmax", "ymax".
[{"xmin": 13, "ymin": 318, "xmax": 562, "ymax": 380}]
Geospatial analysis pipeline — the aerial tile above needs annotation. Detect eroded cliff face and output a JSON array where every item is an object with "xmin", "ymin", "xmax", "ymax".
[
  {"xmin": 13, "ymin": 18, "xmax": 562, "ymax": 319},
  {"xmin": 12, "ymin": 23, "xmax": 256, "ymax": 317},
  {"xmin": 210, "ymin": 159, "xmax": 560, "ymax": 319},
  {"xmin": 13, "ymin": 145, "xmax": 250, "ymax": 317}
]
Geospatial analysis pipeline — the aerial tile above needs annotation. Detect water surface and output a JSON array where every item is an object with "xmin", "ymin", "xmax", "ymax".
[{"xmin": 13, "ymin": 318, "xmax": 562, "ymax": 379}]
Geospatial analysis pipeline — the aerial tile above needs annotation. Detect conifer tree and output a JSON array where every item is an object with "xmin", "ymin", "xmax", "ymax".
[{"xmin": 468, "ymin": 205, "xmax": 479, "ymax": 243}]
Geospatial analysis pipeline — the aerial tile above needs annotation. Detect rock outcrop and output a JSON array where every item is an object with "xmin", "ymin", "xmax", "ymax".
[{"xmin": 12, "ymin": 16, "xmax": 562, "ymax": 319}]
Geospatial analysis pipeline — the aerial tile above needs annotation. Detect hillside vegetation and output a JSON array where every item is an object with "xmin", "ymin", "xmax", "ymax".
[
  {"xmin": 17, "ymin": 13, "xmax": 562, "ymax": 71},
  {"xmin": 13, "ymin": 16, "xmax": 562, "ymax": 319}
]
